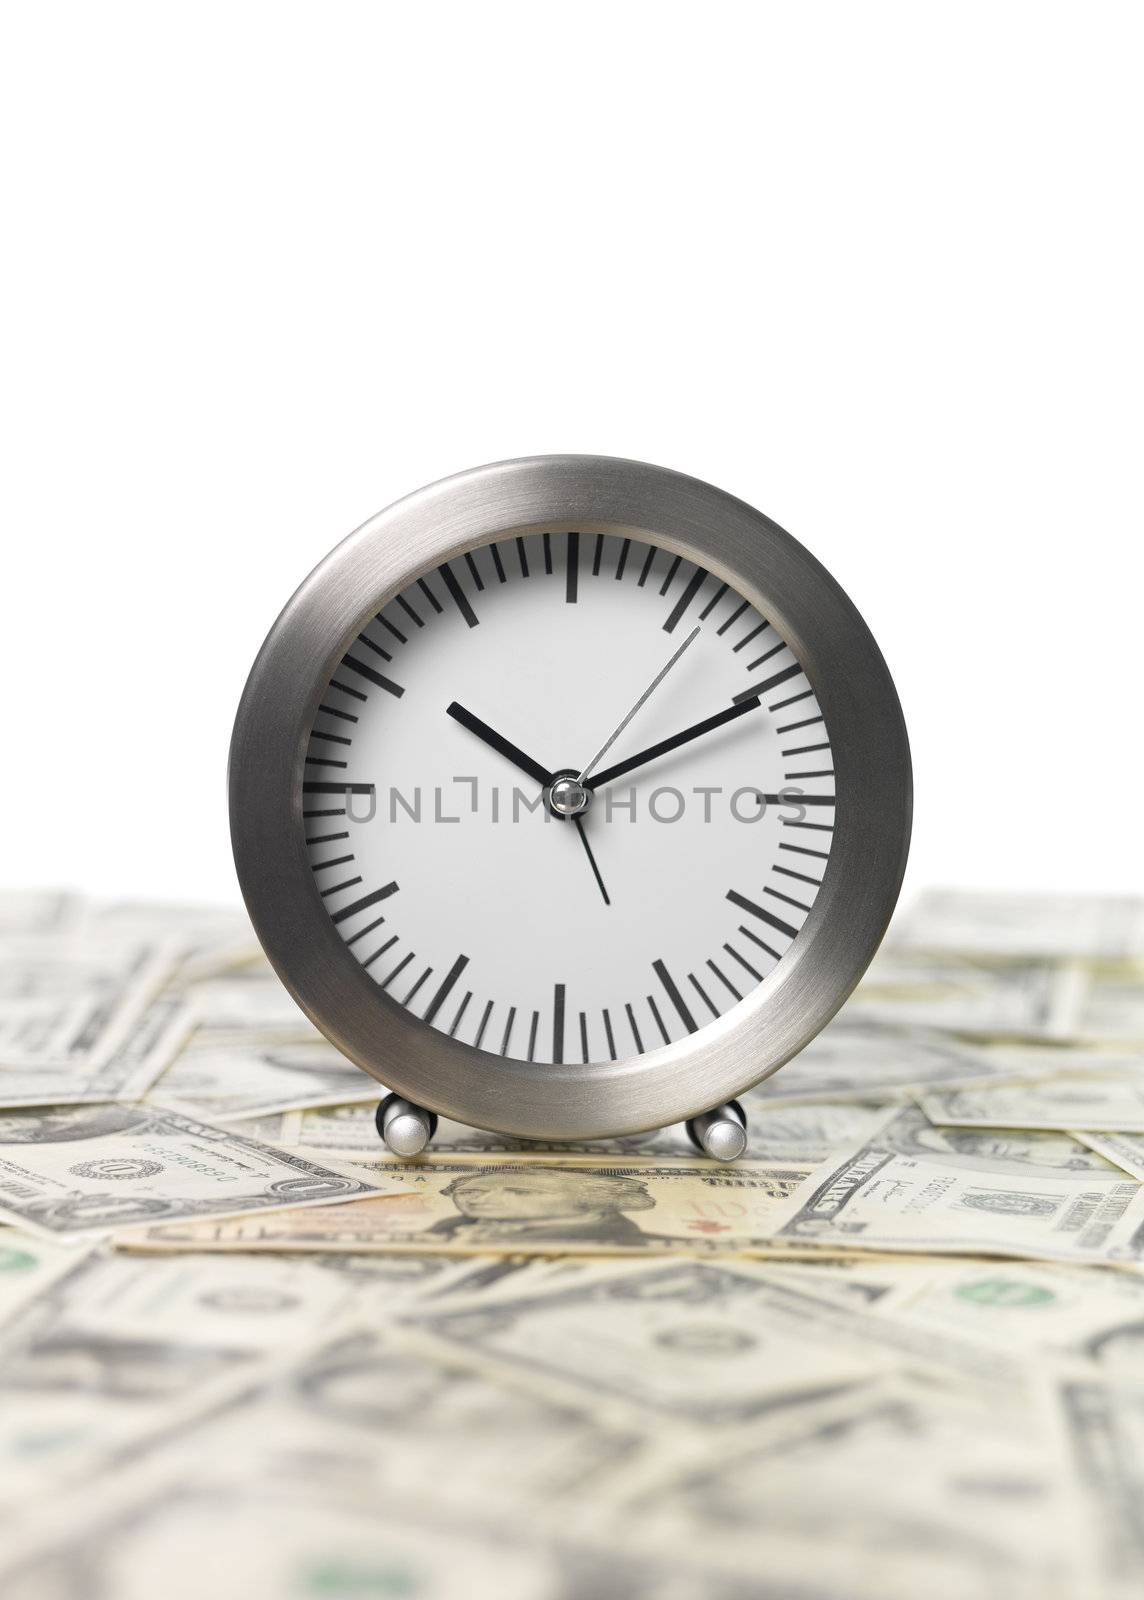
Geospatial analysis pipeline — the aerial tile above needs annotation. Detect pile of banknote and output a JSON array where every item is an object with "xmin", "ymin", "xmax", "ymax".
[{"xmin": 0, "ymin": 886, "xmax": 1142, "ymax": 1598}]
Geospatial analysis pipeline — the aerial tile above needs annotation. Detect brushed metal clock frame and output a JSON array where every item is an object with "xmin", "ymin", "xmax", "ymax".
[{"xmin": 230, "ymin": 456, "xmax": 912, "ymax": 1142}]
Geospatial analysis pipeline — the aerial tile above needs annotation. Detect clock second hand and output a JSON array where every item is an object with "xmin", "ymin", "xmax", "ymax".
[{"xmin": 576, "ymin": 625, "xmax": 700, "ymax": 788}]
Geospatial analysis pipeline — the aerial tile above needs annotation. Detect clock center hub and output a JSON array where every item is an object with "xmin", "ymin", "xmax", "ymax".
[{"xmin": 546, "ymin": 771, "xmax": 592, "ymax": 819}]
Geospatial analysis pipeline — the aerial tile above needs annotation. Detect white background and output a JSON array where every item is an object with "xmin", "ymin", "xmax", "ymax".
[{"xmin": 2, "ymin": 3, "xmax": 1140, "ymax": 907}]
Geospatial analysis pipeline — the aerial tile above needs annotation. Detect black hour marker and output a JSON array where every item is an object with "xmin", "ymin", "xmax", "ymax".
[
  {"xmin": 356, "ymin": 634, "xmax": 392, "ymax": 663},
  {"xmin": 698, "ymin": 582, "xmax": 728, "ymax": 620},
  {"xmin": 767, "ymin": 885, "xmax": 812, "ymax": 914},
  {"xmin": 740, "ymin": 923, "xmax": 781, "ymax": 960},
  {"xmin": 418, "ymin": 577, "xmax": 444, "ymax": 614},
  {"xmin": 345, "ymin": 914, "xmax": 387, "ymax": 948},
  {"xmin": 317, "ymin": 703, "xmax": 358, "ymax": 723},
  {"xmin": 689, "ymin": 973, "xmax": 719, "ymax": 1018},
  {"xmin": 329, "ymin": 679, "xmax": 367, "ymax": 702},
  {"xmin": 474, "ymin": 999, "xmax": 494, "ymax": 1049},
  {"xmin": 783, "ymin": 741, "xmax": 831, "ymax": 757},
  {"xmin": 746, "ymin": 641, "xmax": 785, "ymax": 673},
  {"xmin": 777, "ymin": 714, "xmax": 824, "ymax": 735},
  {"xmin": 310, "ymin": 854, "xmax": 354, "ymax": 873},
  {"xmin": 580, "ymin": 1011, "xmax": 589, "ymax": 1063},
  {"xmin": 306, "ymin": 831, "xmax": 348, "ymax": 845},
  {"xmin": 362, "ymin": 935, "xmax": 398, "ymax": 970},
  {"xmin": 330, "ymin": 882, "xmax": 399, "ymax": 925},
  {"xmin": 707, "ymin": 959, "xmax": 741, "ymax": 1001},
  {"xmin": 320, "ymin": 876, "xmax": 362, "ymax": 898},
  {"xmin": 310, "ymin": 730, "xmax": 351, "ymax": 746},
  {"xmin": 734, "ymin": 661, "xmax": 802, "ymax": 704},
  {"xmin": 441, "ymin": 563, "xmax": 479, "ymax": 628},
  {"xmin": 542, "ymin": 533, "xmax": 553, "ymax": 575},
  {"xmin": 397, "ymin": 596, "xmax": 424, "ymax": 629},
  {"xmin": 774, "ymin": 864, "xmax": 822, "ymax": 889},
  {"xmin": 663, "ymin": 568, "xmax": 706, "ymax": 633},
  {"xmin": 305, "ymin": 756, "xmax": 347, "ymax": 769},
  {"xmin": 592, "ymin": 534, "xmax": 604, "ymax": 576},
  {"xmin": 421, "ymin": 953, "xmax": 470, "ymax": 1025},
  {"xmin": 653, "ymin": 959, "xmax": 697, "ymax": 1033},
  {"xmin": 758, "ymin": 794, "xmax": 836, "ymax": 807},
  {"xmin": 602, "ymin": 1008, "xmax": 617, "ymax": 1061},
  {"xmin": 377, "ymin": 615, "xmax": 408, "ymax": 645},
  {"xmin": 553, "ymin": 983, "xmax": 565, "ymax": 1063},
  {"xmin": 343, "ymin": 655, "xmax": 405, "ymax": 698},
  {"xmin": 303, "ymin": 807, "xmax": 345, "ymax": 818},
  {"xmin": 527, "ymin": 1010, "xmax": 540, "ymax": 1061},
  {"xmin": 515, "ymin": 537, "xmax": 529, "ymax": 577},
  {"xmin": 464, "ymin": 551, "xmax": 485, "ymax": 591},
  {"xmin": 380, "ymin": 952, "xmax": 414, "ymax": 991},
  {"xmin": 647, "ymin": 994, "xmax": 670, "ymax": 1045},
  {"xmin": 727, "ymin": 890, "xmax": 797, "ymax": 941},
  {"xmin": 734, "ymin": 621, "xmax": 769, "ymax": 653},
  {"xmin": 404, "ymin": 966, "xmax": 433, "ymax": 1005},
  {"xmin": 566, "ymin": 532, "xmax": 579, "ymax": 604},
  {"xmin": 500, "ymin": 1006, "xmax": 517, "ymax": 1055},
  {"xmin": 637, "ymin": 545, "xmax": 658, "ymax": 586},
  {"xmin": 615, "ymin": 538, "xmax": 631, "ymax": 580},
  {"xmin": 302, "ymin": 782, "xmax": 376, "ymax": 795},
  {"xmin": 770, "ymin": 688, "xmax": 814, "ymax": 713},
  {"xmin": 448, "ymin": 992, "xmax": 472, "ymax": 1036},
  {"xmin": 725, "ymin": 942, "xmax": 761, "ymax": 982},
  {"xmin": 625, "ymin": 1003, "xmax": 644, "ymax": 1053},
  {"xmin": 658, "ymin": 554, "xmax": 682, "ymax": 595},
  {"xmin": 717, "ymin": 600, "xmax": 748, "ymax": 636},
  {"xmin": 780, "ymin": 841, "xmax": 830, "ymax": 860},
  {"xmin": 490, "ymin": 544, "xmax": 507, "ymax": 584}
]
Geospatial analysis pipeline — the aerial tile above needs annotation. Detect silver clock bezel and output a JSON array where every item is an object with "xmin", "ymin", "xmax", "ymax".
[{"xmin": 229, "ymin": 456, "xmax": 912, "ymax": 1139}]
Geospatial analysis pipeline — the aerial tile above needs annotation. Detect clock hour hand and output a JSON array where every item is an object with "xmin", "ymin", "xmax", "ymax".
[
  {"xmin": 446, "ymin": 702, "xmax": 555, "ymax": 788},
  {"xmin": 584, "ymin": 695, "xmax": 763, "ymax": 791}
]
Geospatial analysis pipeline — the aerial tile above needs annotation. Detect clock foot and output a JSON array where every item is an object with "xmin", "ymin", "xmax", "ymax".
[
  {"xmin": 686, "ymin": 1100, "xmax": 747, "ymax": 1163},
  {"xmin": 376, "ymin": 1095, "xmax": 438, "ymax": 1157}
]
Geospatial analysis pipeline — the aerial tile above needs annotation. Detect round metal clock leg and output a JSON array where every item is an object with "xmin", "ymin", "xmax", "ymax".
[
  {"xmin": 376, "ymin": 1094, "xmax": 438, "ymax": 1157},
  {"xmin": 686, "ymin": 1100, "xmax": 748, "ymax": 1162}
]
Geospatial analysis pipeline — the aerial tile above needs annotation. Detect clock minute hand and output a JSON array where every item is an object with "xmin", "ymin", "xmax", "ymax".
[
  {"xmin": 446, "ymin": 702, "xmax": 555, "ymax": 788},
  {"xmin": 583, "ymin": 694, "xmax": 763, "ymax": 791}
]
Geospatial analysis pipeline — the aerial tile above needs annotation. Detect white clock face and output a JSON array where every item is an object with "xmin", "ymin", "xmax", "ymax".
[{"xmin": 302, "ymin": 531, "xmax": 835, "ymax": 1065}]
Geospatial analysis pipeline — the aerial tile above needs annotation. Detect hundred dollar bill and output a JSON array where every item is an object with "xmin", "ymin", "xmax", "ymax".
[
  {"xmin": 81, "ymin": 899, "xmax": 262, "ymax": 984},
  {"xmin": 1047, "ymin": 1369, "xmax": 1144, "ymax": 1600},
  {"xmin": 847, "ymin": 952, "xmax": 1084, "ymax": 1039},
  {"xmin": 895, "ymin": 888, "xmax": 1144, "ymax": 964},
  {"xmin": 920, "ymin": 1076, "xmax": 1144, "ymax": 1132},
  {"xmin": 1072, "ymin": 1131, "xmax": 1144, "ymax": 1183},
  {"xmin": 149, "ymin": 1041, "xmax": 378, "ymax": 1120},
  {"xmin": 116, "ymin": 1159, "xmax": 818, "ymax": 1257},
  {"xmin": 767, "ymin": 1106, "xmax": 1144, "ymax": 1267},
  {"xmin": 0, "ymin": 1104, "xmax": 398, "ymax": 1239},
  {"xmin": 0, "ymin": 992, "xmax": 194, "ymax": 1109}
]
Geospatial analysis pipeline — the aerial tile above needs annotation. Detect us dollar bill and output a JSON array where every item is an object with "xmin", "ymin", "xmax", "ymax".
[
  {"xmin": 1048, "ymin": 1369, "xmax": 1144, "ymax": 1599},
  {"xmin": 0, "ymin": 992, "xmax": 194, "ymax": 1109},
  {"xmin": 847, "ymin": 952, "xmax": 1085, "ymax": 1039},
  {"xmin": 149, "ymin": 1040, "xmax": 380, "ymax": 1120},
  {"xmin": 252, "ymin": 1096, "xmax": 889, "ymax": 1166},
  {"xmin": 0, "ymin": 1248, "xmax": 375, "ymax": 1515},
  {"xmin": 116, "ymin": 1159, "xmax": 818, "ymax": 1257},
  {"xmin": 1072, "ymin": 1131, "xmax": 1144, "ymax": 1182},
  {"xmin": 0, "ymin": 937, "xmax": 179, "ymax": 1069},
  {"xmin": 920, "ymin": 1075, "xmax": 1144, "ymax": 1132},
  {"xmin": 616, "ymin": 1373, "xmax": 1069, "ymax": 1600},
  {"xmin": 0, "ymin": 1104, "xmax": 399, "ymax": 1238},
  {"xmin": 768, "ymin": 1106, "xmax": 1144, "ymax": 1266},
  {"xmin": 745, "ymin": 1018, "xmax": 1000, "ymax": 1102}
]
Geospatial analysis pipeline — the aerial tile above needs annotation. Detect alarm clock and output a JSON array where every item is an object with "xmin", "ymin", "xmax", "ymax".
[{"xmin": 229, "ymin": 457, "xmax": 911, "ymax": 1160}]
